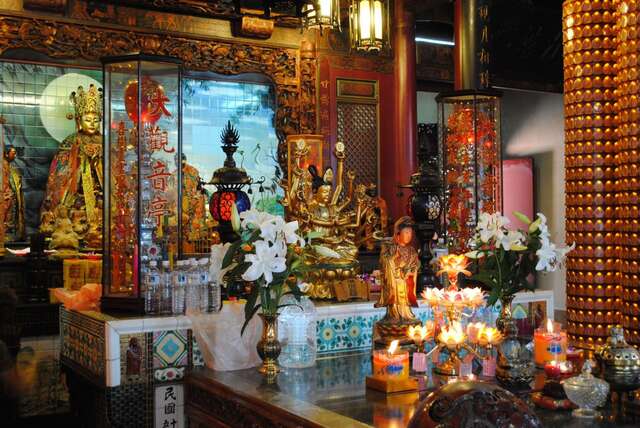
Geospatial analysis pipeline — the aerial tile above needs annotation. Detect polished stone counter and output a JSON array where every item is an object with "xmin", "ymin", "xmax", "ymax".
[{"xmin": 185, "ymin": 352, "xmax": 640, "ymax": 428}]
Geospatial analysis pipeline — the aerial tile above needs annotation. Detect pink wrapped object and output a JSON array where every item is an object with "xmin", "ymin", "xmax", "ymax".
[{"xmin": 52, "ymin": 283, "xmax": 102, "ymax": 311}]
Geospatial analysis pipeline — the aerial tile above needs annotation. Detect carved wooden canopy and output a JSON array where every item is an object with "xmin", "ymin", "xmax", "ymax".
[{"xmin": 0, "ymin": 12, "xmax": 316, "ymax": 175}]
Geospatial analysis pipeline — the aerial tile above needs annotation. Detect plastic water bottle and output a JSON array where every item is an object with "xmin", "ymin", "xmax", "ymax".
[
  {"xmin": 186, "ymin": 259, "xmax": 200, "ymax": 312},
  {"xmin": 207, "ymin": 262, "xmax": 221, "ymax": 314},
  {"xmin": 159, "ymin": 261, "xmax": 173, "ymax": 315},
  {"xmin": 144, "ymin": 261, "xmax": 160, "ymax": 314},
  {"xmin": 173, "ymin": 260, "xmax": 187, "ymax": 315},
  {"xmin": 198, "ymin": 258, "xmax": 209, "ymax": 312}
]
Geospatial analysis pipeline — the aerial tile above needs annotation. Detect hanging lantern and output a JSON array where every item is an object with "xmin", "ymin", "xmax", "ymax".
[
  {"xmin": 301, "ymin": 0, "xmax": 341, "ymax": 32},
  {"xmin": 349, "ymin": 0, "xmax": 390, "ymax": 53}
]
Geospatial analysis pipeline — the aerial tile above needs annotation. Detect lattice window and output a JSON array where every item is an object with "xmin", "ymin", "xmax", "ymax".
[{"xmin": 336, "ymin": 102, "xmax": 378, "ymax": 187}]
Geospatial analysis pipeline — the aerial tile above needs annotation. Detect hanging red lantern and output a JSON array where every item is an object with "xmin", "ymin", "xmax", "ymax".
[{"xmin": 124, "ymin": 76, "xmax": 171, "ymax": 125}]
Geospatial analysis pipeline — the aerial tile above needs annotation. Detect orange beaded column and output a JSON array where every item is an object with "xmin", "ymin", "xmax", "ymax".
[
  {"xmin": 563, "ymin": 0, "xmax": 620, "ymax": 350},
  {"xmin": 614, "ymin": 0, "xmax": 640, "ymax": 347}
]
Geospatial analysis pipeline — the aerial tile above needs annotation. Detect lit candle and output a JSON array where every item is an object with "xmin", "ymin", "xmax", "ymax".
[
  {"xmin": 372, "ymin": 340, "xmax": 409, "ymax": 380},
  {"xmin": 544, "ymin": 360, "xmax": 574, "ymax": 379},
  {"xmin": 478, "ymin": 327, "xmax": 503, "ymax": 347},
  {"xmin": 534, "ymin": 319, "xmax": 568, "ymax": 367},
  {"xmin": 438, "ymin": 321, "xmax": 466, "ymax": 348}
]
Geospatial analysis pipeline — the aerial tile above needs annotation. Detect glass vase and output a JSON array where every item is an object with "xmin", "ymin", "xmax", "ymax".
[{"xmin": 257, "ymin": 313, "xmax": 281, "ymax": 376}]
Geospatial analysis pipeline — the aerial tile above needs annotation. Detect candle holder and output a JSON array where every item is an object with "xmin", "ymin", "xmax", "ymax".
[
  {"xmin": 367, "ymin": 340, "xmax": 418, "ymax": 393},
  {"xmin": 534, "ymin": 319, "xmax": 568, "ymax": 367}
]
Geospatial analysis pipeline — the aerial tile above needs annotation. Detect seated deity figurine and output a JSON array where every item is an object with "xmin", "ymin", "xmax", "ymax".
[
  {"xmin": 49, "ymin": 205, "xmax": 80, "ymax": 258},
  {"xmin": 40, "ymin": 84, "xmax": 103, "ymax": 250},
  {"xmin": 374, "ymin": 216, "xmax": 421, "ymax": 345},
  {"xmin": 281, "ymin": 139, "xmax": 384, "ymax": 300}
]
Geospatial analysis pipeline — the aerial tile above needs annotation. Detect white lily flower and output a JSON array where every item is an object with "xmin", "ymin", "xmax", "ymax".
[
  {"xmin": 240, "ymin": 209, "xmax": 277, "ymax": 230},
  {"xmin": 210, "ymin": 242, "xmax": 234, "ymax": 284},
  {"xmin": 242, "ymin": 239, "xmax": 286, "ymax": 285},
  {"xmin": 282, "ymin": 220, "xmax": 304, "ymax": 246},
  {"xmin": 498, "ymin": 229, "xmax": 526, "ymax": 251},
  {"xmin": 535, "ymin": 236, "xmax": 557, "ymax": 271},
  {"xmin": 259, "ymin": 215, "xmax": 285, "ymax": 242}
]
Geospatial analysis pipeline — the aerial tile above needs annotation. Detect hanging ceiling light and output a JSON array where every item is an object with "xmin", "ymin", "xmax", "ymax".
[
  {"xmin": 301, "ymin": 0, "xmax": 341, "ymax": 32},
  {"xmin": 349, "ymin": 0, "xmax": 390, "ymax": 53}
]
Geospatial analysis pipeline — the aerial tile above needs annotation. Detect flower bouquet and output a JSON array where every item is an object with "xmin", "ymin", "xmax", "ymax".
[
  {"xmin": 210, "ymin": 208, "xmax": 327, "ymax": 375},
  {"xmin": 465, "ymin": 211, "xmax": 574, "ymax": 330}
]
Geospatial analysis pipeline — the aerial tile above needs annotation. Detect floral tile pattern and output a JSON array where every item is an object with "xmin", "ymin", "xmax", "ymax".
[
  {"xmin": 192, "ymin": 338, "xmax": 205, "ymax": 367},
  {"xmin": 316, "ymin": 307, "xmax": 433, "ymax": 354},
  {"xmin": 153, "ymin": 330, "xmax": 188, "ymax": 368},
  {"xmin": 154, "ymin": 367, "xmax": 185, "ymax": 382}
]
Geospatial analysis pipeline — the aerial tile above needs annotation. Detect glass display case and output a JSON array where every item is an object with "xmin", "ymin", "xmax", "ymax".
[
  {"xmin": 437, "ymin": 90, "xmax": 502, "ymax": 252},
  {"xmin": 101, "ymin": 54, "xmax": 182, "ymax": 313}
]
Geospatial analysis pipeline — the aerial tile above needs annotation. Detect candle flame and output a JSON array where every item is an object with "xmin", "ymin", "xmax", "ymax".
[
  {"xmin": 408, "ymin": 322, "xmax": 433, "ymax": 342},
  {"xmin": 436, "ymin": 254, "xmax": 472, "ymax": 285},
  {"xmin": 546, "ymin": 318, "xmax": 554, "ymax": 334},
  {"xmin": 388, "ymin": 339, "xmax": 399, "ymax": 355},
  {"xmin": 438, "ymin": 321, "xmax": 465, "ymax": 346},
  {"xmin": 478, "ymin": 326, "xmax": 503, "ymax": 346}
]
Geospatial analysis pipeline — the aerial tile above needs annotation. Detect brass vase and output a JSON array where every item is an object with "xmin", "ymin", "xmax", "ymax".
[
  {"xmin": 496, "ymin": 294, "xmax": 515, "ymax": 334},
  {"xmin": 257, "ymin": 313, "xmax": 281, "ymax": 376}
]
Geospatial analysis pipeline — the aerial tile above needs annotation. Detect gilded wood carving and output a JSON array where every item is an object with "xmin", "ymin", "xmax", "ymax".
[{"xmin": 0, "ymin": 13, "xmax": 314, "ymax": 175}]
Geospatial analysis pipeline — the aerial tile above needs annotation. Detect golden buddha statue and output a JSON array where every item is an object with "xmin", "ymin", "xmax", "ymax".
[
  {"xmin": 281, "ymin": 139, "xmax": 383, "ymax": 300},
  {"xmin": 374, "ymin": 216, "xmax": 422, "ymax": 345},
  {"xmin": 49, "ymin": 205, "xmax": 80, "ymax": 258},
  {"xmin": 40, "ymin": 84, "xmax": 103, "ymax": 250},
  {"xmin": 2, "ymin": 145, "xmax": 25, "ymax": 241}
]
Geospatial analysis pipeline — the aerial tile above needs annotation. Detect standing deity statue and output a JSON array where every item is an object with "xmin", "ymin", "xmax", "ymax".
[
  {"xmin": 181, "ymin": 154, "xmax": 208, "ymax": 252},
  {"xmin": 374, "ymin": 216, "xmax": 421, "ymax": 345},
  {"xmin": 40, "ymin": 84, "xmax": 103, "ymax": 250},
  {"xmin": 2, "ymin": 145, "xmax": 25, "ymax": 241}
]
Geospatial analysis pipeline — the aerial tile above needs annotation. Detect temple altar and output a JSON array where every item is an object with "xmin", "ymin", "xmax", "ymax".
[
  {"xmin": 1, "ymin": 0, "xmax": 640, "ymax": 427},
  {"xmin": 185, "ymin": 352, "xmax": 639, "ymax": 428}
]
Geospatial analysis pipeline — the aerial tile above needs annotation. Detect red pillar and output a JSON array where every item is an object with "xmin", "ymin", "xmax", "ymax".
[{"xmin": 391, "ymin": 0, "xmax": 417, "ymax": 220}]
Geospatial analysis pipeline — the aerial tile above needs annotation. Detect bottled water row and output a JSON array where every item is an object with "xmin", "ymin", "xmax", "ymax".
[{"xmin": 143, "ymin": 258, "xmax": 221, "ymax": 315}]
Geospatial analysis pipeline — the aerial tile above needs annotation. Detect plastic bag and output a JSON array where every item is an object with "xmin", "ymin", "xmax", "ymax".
[
  {"xmin": 52, "ymin": 283, "xmax": 102, "ymax": 311},
  {"xmin": 187, "ymin": 301, "xmax": 262, "ymax": 371}
]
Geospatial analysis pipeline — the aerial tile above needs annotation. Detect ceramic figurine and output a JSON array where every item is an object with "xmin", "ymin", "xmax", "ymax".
[
  {"xmin": 374, "ymin": 216, "xmax": 421, "ymax": 345},
  {"xmin": 40, "ymin": 84, "xmax": 103, "ymax": 248}
]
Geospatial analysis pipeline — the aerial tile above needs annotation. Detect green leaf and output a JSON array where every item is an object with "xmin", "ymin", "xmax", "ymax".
[
  {"xmin": 222, "ymin": 240, "xmax": 242, "ymax": 269},
  {"xmin": 241, "ymin": 303, "xmax": 262, "ymax": 336},
  {"xmin": 306, "ymin": 231, "xmax": 325, "ymax": 240}
]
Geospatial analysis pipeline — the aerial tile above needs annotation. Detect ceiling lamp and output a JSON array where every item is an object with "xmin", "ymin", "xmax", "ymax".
[
  {"xmin": 301, "ymin": 0, "xmax": 341, "ymax": 32},
  {"xmin": 349, "ymin": 0, "xmax": 390, "ymax": 53}
]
